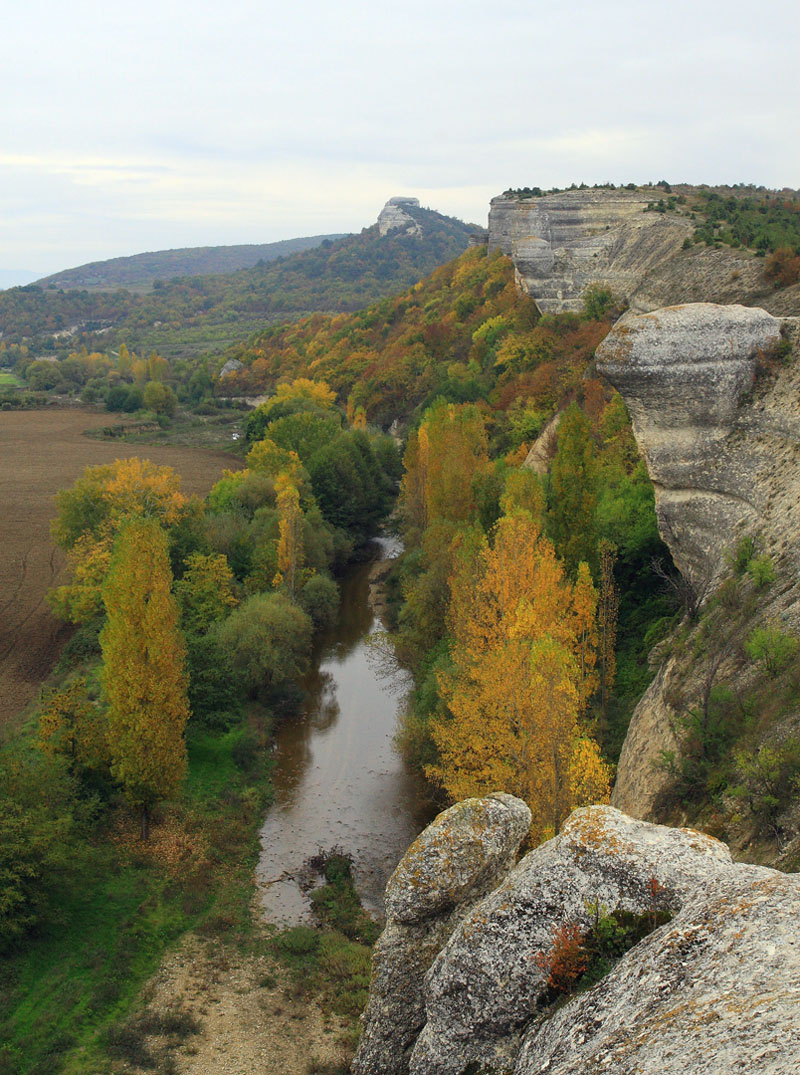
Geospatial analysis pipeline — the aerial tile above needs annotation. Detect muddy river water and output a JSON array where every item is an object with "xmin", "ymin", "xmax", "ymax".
[{"xmin": 256, "ymin": 537, "xmax": 431, "ymax": 924}]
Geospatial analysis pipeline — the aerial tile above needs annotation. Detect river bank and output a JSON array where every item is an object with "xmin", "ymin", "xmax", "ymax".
[{"xmin": 104, "ymin": 539, "xmax": 420, "ymax": 1075}]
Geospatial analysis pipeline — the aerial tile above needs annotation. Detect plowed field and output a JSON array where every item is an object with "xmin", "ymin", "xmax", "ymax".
[{"xmin": 0, "ymin": 407, "xmax": 240, "ymax": 729}]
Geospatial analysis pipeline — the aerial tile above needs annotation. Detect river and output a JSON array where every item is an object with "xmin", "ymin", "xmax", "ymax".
[{"xmin": 256, "ymin": 536, "xmax": 431, "ymax": 924}]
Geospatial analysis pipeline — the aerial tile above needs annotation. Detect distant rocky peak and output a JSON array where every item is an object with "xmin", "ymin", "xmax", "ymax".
[{"xmin": 378, "ymin": 197, "xmax": 423, "ymax": 237}]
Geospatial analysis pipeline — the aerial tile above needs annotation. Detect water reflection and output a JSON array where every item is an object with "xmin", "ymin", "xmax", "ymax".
[{"xmin": 256, "ymin": 538, "xmax": 430, "ymax": 925}]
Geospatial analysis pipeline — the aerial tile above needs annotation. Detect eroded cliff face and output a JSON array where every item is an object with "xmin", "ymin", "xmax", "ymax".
[
  {"xmin": 378, "ymin": 197, "xmax": 423, "ymax": 237},
  {"xmin": 488, "ymin": 190, "xmax": 690, "ymax": 313},
  {"xmin": 488, "ymin": 189, "xmax": 798, "ymax": 318},
  {"xmin": 596, "ymin": 304, "xmax": 800, "ymax": 818},
  {"xmin": 354, "ymin": 801, "xmax": 800, "ymax": 1075}
]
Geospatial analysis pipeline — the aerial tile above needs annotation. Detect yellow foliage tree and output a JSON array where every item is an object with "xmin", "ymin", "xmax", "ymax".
[
  {"xmin": 274, "ymin": 470, "xmax": 304, "ymax": 595},
  {"xmin": 100, "ymin": 517, "xmax": 189, "ymax": 839},
  {"xmin": 174, "ymin": 551, "xmax": 238, "ymax": 637},
  {"xmin": 50, "ymin": 458, "xmax": 191, "ymax": 624},
  {"xmin": 428, "ymin": 508, "xmax": 611, "ymax": 840},
  {"xmin": 38, "ymin": 677, "xmax": 109, "ymax": 775},
  {"xmin": 400, "ymin": 401, "xmax": 489, "ymax": 537}
]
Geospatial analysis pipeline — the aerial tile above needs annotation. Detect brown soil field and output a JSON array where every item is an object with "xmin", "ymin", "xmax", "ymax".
[{"xmin": 0, "ymin": 407, "xmax": 241, "ymax": 730}]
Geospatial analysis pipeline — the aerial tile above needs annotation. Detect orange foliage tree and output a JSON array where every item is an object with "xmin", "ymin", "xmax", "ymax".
[{"xmin": 427, "ymin": 508, "xmax": 611, "ymax": 840}]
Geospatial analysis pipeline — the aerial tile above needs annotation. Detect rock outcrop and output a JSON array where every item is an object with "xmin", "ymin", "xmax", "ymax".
[
  {"xmin": 352, "ymin": 793, "xmax": 531, "ymax": 1075},
  {"xmin": 354, "ymin": 803, "xmax": 800, "ymax": 1075},
  {"xmin": 595, "ymin": 303, "xmax": 800, "ymax": 816},
  {"xmin": 354, "ymin": 803, "xmax": 800, "ymax": 1074},
  {"xmin": 488, "ymin": 190, "xmax": 690, "ymax": 314},
  {"xmin": 378, "ymin": 197, "xmax": 422, "ymax": 237},
  {"xmin": 595, "ymin": 302, "xmax": 783, "ymax": 592},
  {"xmin": 515, "ymin": 867, "xmax": 800, "ymax": 1074}
]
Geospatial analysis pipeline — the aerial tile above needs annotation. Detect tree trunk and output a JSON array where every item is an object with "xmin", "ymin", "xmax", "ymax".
[{"xmin": 140, "ymin": 802, "xmax": 150, "ymax": 842}]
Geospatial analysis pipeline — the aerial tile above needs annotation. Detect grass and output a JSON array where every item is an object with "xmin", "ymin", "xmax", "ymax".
[
  {"xmin": 0, "ymin": 372, "xmax": 21, "ymax": 385},
  {"xmin": 269, "ymin": 850, "xmax": 379, "ymax": 1044},
  {"xmin": 0, "ymin": 713, "xmax": 274, "ymax": 1075}
]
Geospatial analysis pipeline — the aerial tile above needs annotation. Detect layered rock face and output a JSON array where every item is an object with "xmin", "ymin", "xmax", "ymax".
[
  {"xmin": 354, "ymin": 803, "xmax": 800, "ymax": 1074},
  {"xmin": 595, "ymin": 302, "xmax": 783, "ymax": 593},
  {"xmin": 595, "ymin": 303, "xmax": 800, "ymax": 815},
  {"xmin": 488, "ymin": 191, "xmax": 690, "ymax": 313},
  {"xmin": 378, "ymin": 197, "xmax": 422, "ymax": 237}
]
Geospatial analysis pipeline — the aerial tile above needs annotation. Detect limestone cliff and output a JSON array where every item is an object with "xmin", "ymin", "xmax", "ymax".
[
  {"xmin": 488, "ymin": 188, "xmax": 797, "ymax": 317},
  {"xmin": 378, "ymin": 197, "xmax": 423, "ymax": 237},
  {"xmin": 488, "ymin": 190, "xmax": 690, "ymax": 313},
  {"xmin": 595, "ymin": 304, "xmax": 800, "ymax": 820},
  {"xmin": 354, "ymin": 801, "xmax": 800, "ymax": 1075}
]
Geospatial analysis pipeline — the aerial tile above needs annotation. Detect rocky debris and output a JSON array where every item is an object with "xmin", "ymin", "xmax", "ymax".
[
  {"xmin": 352, "ymin": 794, "xmax": 531, "ymax": 1075},
  {"xmin": 356, "ymin": 802, "xmax": 800, "ymax": 1075},
  {"xmin": 488, "ymin": 190, "xmax": 689, "ymax": 314},
  {"xmin": 596, "ymin": 303, "xmax": 782, "ymax": 594},
  {"xmin": 378, "ymin": 197, "xmax": 422, "ymax": 237},
  {"xmin": 516, "ymin": 867, "xmax": 800, "ymax": 1075},
  {"xmin": 408, "ymin": 806, "xmax": 733, "ymax": 1075}
]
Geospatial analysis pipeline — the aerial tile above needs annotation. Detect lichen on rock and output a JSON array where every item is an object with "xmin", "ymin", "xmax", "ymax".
[
  {"xmin": 355, "ymin": 802, "xmax": 800, "ymax": 1075},
  {"xmin": 352, "ymin": 793, "xmax": 531, "ymax": 1075}
]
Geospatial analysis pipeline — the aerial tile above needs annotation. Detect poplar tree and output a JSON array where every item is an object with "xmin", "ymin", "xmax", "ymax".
[
  {"xmin": 428, "ymin": 508, "xmax": 611, "ymax": 840},
  {"xmin": 549, "ymin": 404, "xmax": 598, "ymax": 577},
  {"xmin": 100, "ymin": 517, "xmax": 189, "ymax": 840}
]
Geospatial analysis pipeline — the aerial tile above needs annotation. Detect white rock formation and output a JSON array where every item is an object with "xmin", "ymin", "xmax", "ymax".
[
  {"xmin": 488, "ymin": 190, "xmax": 690, "ymax": 314},
  {"xmin": 378, "ymin": 197, "xmax": 422, "ymax": 237},
  {"xmin": 353, "ymin": 803, "xmax": 800, "ymax": 1075}
]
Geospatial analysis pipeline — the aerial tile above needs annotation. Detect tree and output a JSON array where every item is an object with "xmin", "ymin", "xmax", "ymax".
[
  {"xmin": 548, "ymin": 404, "xmax": 598, "ymax": 577},
  {"xmin": 428, "ymin": 508, "xmax": 611, "ymax": 840},
  {"xmin": 275, "ymin": 471, "xmax": 304, "ymax": 594},
  {"xmin": 174, "ymin": 551, "xmax": 238, "ymax": 638},
  {"xmin": 400, "ymin": 400, "xmax": 489, "ymax": 538},
  {"xmin": 50, "ymin": 457, "xmax": 191, "ymax": 623},
  {"xmin": 100, "ymin": 517, "xmax": 189, "ymax": 839},
  {"xmin": 212, "ymin": 591, "xmax": 313, "ymax": 699}
]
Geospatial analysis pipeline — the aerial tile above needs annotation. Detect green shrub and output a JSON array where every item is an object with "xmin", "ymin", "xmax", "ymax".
[
  {"xmin": 745, "ymin": 624, "xmax": 799, "ymax": 674},
  {"xmin": 746, "ymin": 554, "xmax": 776, "ymax": 589}
]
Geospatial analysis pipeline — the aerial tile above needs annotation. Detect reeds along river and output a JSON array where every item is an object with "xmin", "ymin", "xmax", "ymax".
[{"xmin": 256, "ymin": 537, "xmax": 431, "ymax": 924}]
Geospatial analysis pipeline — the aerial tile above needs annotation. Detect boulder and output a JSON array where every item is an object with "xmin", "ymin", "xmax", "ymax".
[
  {"xmin": 516, "ymin": 867, "xmax": 800, "ymax": 1074},
  {"xmin": 352, "ymin": 793, "xmax": 531, "ymax": 1075},
  {"xmin": 409, "ymin": 806, "xmax": 734, "ymax": 1075}
]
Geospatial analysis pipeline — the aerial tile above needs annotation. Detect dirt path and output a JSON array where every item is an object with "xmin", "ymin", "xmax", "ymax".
[
  {"xmin": 127, "ymin": 928, "xmax": 352, "ymax": 1075},
  {"xmin": 0, "ymin": 407, "xmax": 240, "ymax": 730}
]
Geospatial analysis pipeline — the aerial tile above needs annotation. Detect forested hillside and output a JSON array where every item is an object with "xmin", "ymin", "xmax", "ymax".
[
  {"xmin": 0, "ymin": 204, "xmax": 478, "ymax": 366},
  {"xmin": 35, "ymin": 235, "xmax": 348, "ymax": 292}
]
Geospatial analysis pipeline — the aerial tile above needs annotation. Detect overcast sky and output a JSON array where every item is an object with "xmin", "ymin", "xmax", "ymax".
[{"xmin": 2, "ymin": 0, "xmax": 798, "ymax": 278}]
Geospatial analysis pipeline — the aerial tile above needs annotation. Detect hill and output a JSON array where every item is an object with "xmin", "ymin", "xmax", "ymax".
[
  {"xmin": 0, "ymin": 201, "xmax": 481, "ymax": 364},
  {"xmin": 34, "ymin": 235, "xmax": 348, "ymax": 293}
]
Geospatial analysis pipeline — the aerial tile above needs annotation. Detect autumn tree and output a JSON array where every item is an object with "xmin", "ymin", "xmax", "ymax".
[
  {"xmin": 274, "ymin": 471, "xmax": 304, "ymax": 594},
  {"xmin": 400, "ymin": 400, "xmax": 489, "ymax": 538},
  {"xmin": 428, "ymin": 508, "xmax": 611, "ymax": 840},
  {"xmin": 100, "ymin": 517, "xmax": 189, "ymax": 839},
  {"xmin": 37, "ymin": 677, "xmax": 108, "ymax": 779},
  {"xmin": 50, "ymin": 458, "xmax": 192, "ymax": 623}
]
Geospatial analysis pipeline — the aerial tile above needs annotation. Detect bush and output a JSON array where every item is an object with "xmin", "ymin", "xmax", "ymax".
[
  {"xmin": 212, "ymin": 592, "xmax": 313, "ymax": 697},
  {"xmin": 298, "ymin": 574, "xmax": 340, "ymax": 628},
  {"xmin": 745, "ymin": 624, "xmax": 799, "ymax": 674},
  {"xmin": 746, "ymin": 554, "xmax": 776, "ymax": 589}
]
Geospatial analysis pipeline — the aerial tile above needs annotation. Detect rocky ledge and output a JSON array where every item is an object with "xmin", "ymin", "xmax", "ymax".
[{"xmin": 353, "ymin": 801, "xmax": 800, "ymax": 1075}]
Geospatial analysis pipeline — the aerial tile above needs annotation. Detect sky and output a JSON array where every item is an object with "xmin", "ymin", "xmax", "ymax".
[{"xmin": 2, "ymin": 0, "xmax": 798, "ymax": 279}]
